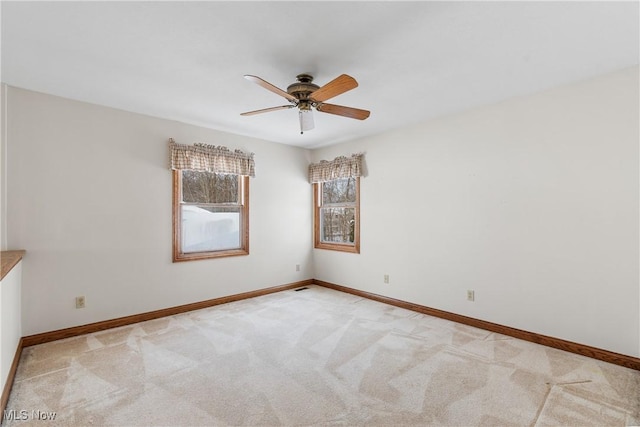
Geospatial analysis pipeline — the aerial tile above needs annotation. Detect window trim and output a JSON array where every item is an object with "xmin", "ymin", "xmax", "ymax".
[
  {"xmin": 172, "ymin": 170, "xmax": 249, "ymax": 262},
  {"xmin": 313, "ymin": 177, "xmax": 360, "ymax": 254}
]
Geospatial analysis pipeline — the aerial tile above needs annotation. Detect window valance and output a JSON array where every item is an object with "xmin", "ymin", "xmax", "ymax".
[
  {"xmin": 169, "ymin": 138, "xmax": 255, "ymax": 177},
  {"xmin": 308, "ymin": 153, "xmax": 363, "ymax": 183}
]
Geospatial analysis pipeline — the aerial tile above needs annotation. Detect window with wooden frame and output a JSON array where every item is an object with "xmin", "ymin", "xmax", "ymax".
[
  {"xmin": 173, "ymin": 170, "xmax": 249, "ymax": 261},
  {"xmin": 169, "ymin": 139, "xmax": 254, "ymax": 262},
  {"xmin": 314, "ymin": 177, "xmax": 360, "ymax": 253}
]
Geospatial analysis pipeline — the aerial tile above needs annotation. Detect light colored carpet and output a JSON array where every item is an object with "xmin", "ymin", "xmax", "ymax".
[{"xmin": 4, "ymin": 285, "xmax": 639, "ymax": 426}]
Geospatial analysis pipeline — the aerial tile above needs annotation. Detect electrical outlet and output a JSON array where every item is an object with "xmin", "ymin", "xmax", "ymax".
[
  {"xmin": 296, "ymin": 264, "xmax": 301, "ymax": 272},
  {"xmin": 467, "ymin": 290, "xmax": 475, "ymax": 302},
  {"xmin": 384, "ymin": 274, "xmax": 389, "ymax": 284},
  {"xmin": 75, "ymin": 296, "xmax": 85, "ymax": 309}
]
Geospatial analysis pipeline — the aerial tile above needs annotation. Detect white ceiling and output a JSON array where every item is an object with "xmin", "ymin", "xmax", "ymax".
[{"xmin": 2, "ymin": 1, "xmax": 638, "ymax": 149}]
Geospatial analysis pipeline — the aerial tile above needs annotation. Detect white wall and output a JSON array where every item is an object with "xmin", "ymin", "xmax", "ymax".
[
  {"xmin": 5, "ymin": 87, "xmax": 313, "ymax": 336},
  {"xmin": 0, "ymin": 261, "xmax": 22, "ymax": 393},
  {"xmin": 1, "ymin": 84, "xmax": 8, "ymax": 251},
  {"xmin": 312, "ymin": 66, "xmax": 640, "ymax": 357}
]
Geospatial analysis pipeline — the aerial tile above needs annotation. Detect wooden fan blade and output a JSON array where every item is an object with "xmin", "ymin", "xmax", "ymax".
[
  {"xmin": 244, "ymin": 75, "xmax": 297, "ymax": 102},
  {"xmin": 316, "ymin": 103, "xmax": 370, "ymax": 120},
  {"xmin": 310, "ymin": 74, "xmax": 358, "ymax": 102},
  {"xmin": 240, "ymin": 105, "xmax": 294, "ymax": 116}
]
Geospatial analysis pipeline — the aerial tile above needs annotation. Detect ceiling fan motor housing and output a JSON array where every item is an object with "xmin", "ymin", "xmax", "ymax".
[{"xmin": 287, "ymin": 74, "xmax": 319, "ymax": 101}]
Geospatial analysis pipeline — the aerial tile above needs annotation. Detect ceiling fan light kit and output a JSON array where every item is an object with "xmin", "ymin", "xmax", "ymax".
[
  {"xmin": 241, "ymin": 73, "xmax": 370, "ymax": 134},
  {"xmin": 299, "ymin": 108, "xmax": 314, "ymax": 133}
]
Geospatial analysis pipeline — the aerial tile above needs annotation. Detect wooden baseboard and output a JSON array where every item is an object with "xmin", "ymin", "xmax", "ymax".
[
  {"xmin": 22, "ymin": 279, "xmax": 313, "ymax": 347},
  {"xmin": 1, "ymin": 338, "xmax": 24, "ymax": 416},
  {"xmin": 313, "ymin": 279, "xmax": 640, "ymax": 371},
  {"xmin": 18, "ymin": 277, "xmax": 640, "ymax": 371}
]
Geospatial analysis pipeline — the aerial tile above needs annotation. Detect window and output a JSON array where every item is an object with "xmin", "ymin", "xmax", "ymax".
[
  {"xmin": 173, "ymin": 169, "xmax": 249, "ymax": 261},
  {"xmin": 314, "ymin": 177, "xmax": 360, "ymax": 253}
]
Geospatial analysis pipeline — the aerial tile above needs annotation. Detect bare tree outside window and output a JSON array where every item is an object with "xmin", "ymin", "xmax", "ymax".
[
  {"xmin": 321, "ymin": 177, "xmax": 356, "ymax": 243},
  {"xmin": 182, "ymin": 171, "xmax": 238, "ymax": 204}
]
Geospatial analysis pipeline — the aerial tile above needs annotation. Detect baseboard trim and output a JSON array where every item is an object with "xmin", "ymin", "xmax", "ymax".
[
  {"xmin": 18, "ymin": 277, "xmax": 640, "ymax": 371},
  {"xmin": 22, "ymin": 279, "xmax": 313, "ymax": 348},
  {"xmin": 1, "ymin": 338, "xmax": 24, "ymax": 416},
  {"xmin": 313, "ymin": 279, "xmax": 640, "ymax": 371}
]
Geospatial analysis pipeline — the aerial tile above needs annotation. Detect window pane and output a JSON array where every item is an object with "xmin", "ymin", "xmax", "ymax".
[
  {"xmin": 322, "ymin": 178, "xmax": 356, "ymax": 204},
  {"xmin": 181, "ymin": 205, "xmax": 241, "ymax": 252},
  {"xmin": 182, "ymin": 170, "xmax": 238, "ymax": 204},
  {"xmin": 321, "ymin": 207, "xmax": 355, "ymax": 243}
]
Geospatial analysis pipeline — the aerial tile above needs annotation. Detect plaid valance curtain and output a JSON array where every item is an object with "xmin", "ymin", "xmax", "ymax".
[
  {"xmin": 308, "ymin": 153, "xmax": 363, "ymax": 183},
  {"xmin": 169, "ymin": 138, "xmax": 255, "ymax": 177}
]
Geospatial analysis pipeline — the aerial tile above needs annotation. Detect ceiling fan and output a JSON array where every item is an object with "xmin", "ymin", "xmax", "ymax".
[{"xmin": 241, "ymin": 73, "xmax": 370, "ymax": 134}]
